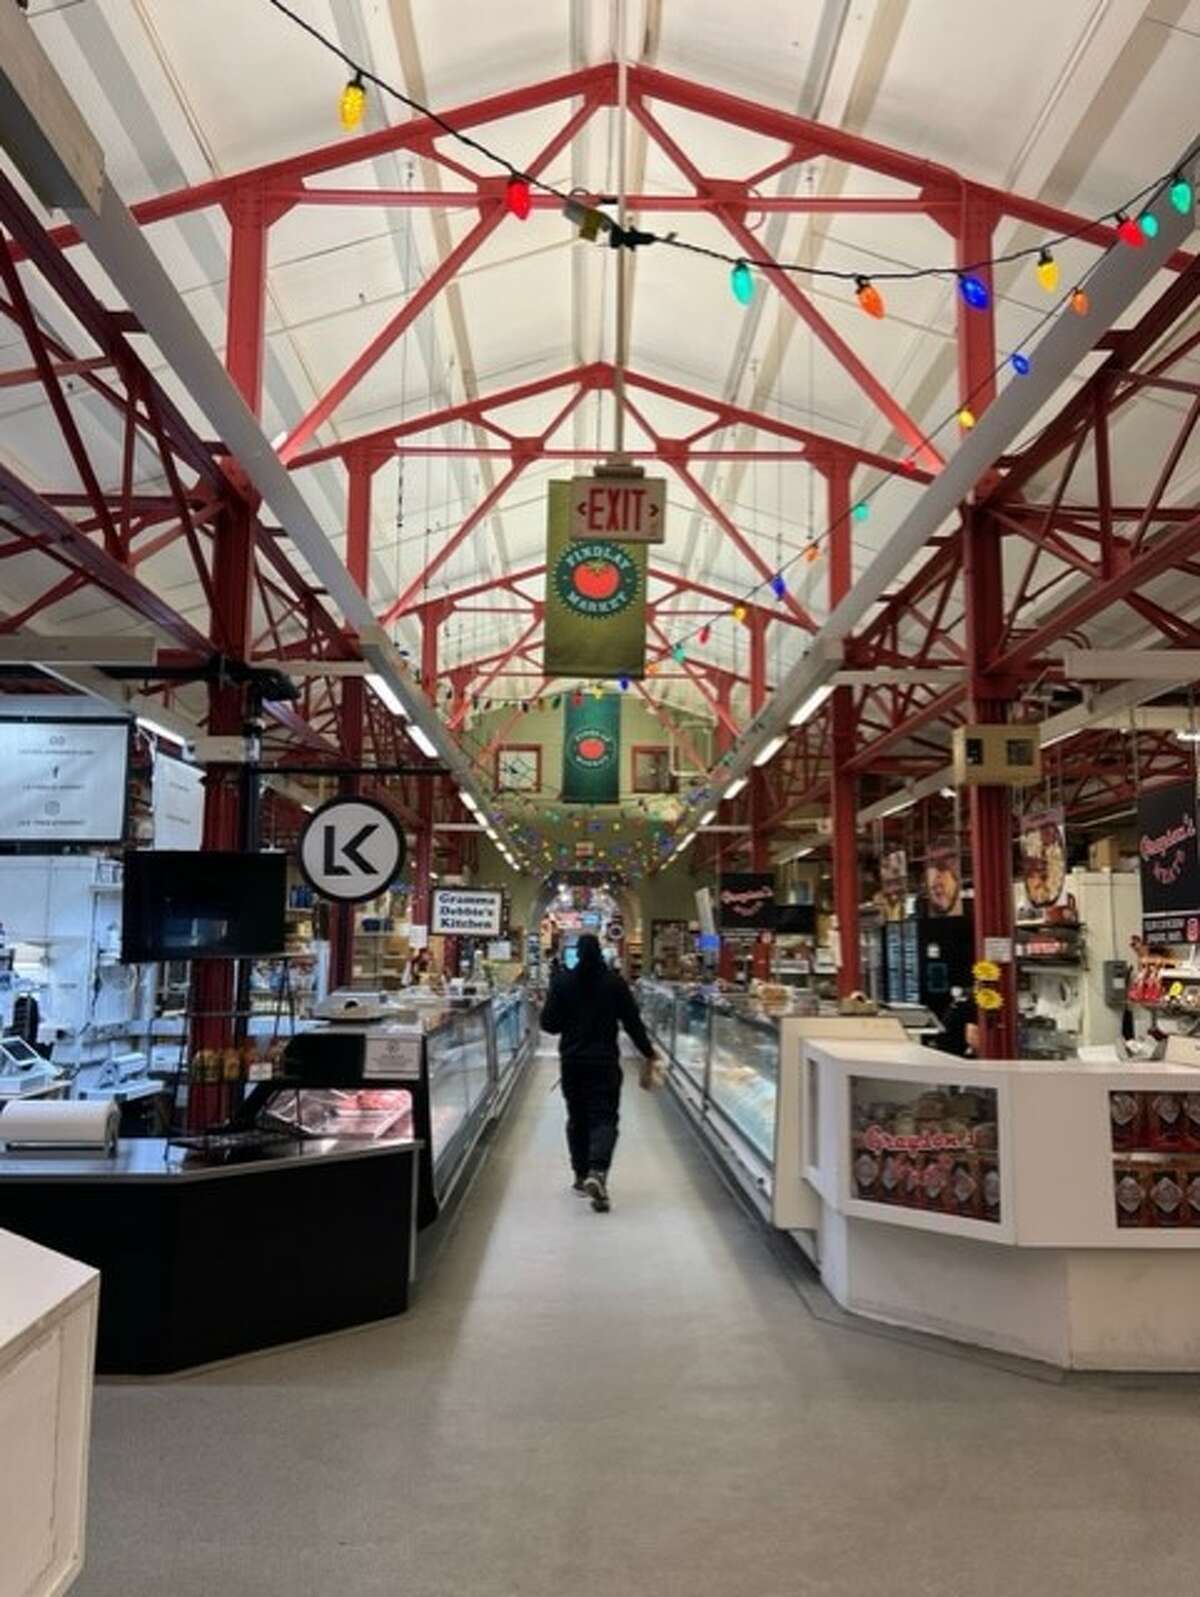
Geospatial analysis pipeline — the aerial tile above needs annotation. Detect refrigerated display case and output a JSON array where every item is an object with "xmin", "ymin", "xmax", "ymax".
[
  {"xmin": 640, "ymin": 980, "xmax": 781, "ymax": 1206},
  {"xmin": 708, "ymin": 1004, "xmax": 778, "ymax": 1162},
  {"xmin": 426, "ymin": 1002, "xmax": 492, "ymax": 1201},
  {"xmin": 493, "ymin": 988, "xmax": 532, "ymax": 1098},
  {"xmin": 262, "ymin": 988, "xmax": 534, "ymax": 1227}
]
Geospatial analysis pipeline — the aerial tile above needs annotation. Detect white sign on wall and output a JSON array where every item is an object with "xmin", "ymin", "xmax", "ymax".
[
  {"xmin": 432, "ymin": 888, "xmax": 504, "ymax": 938},
  {"xmin": 0, "ymin": 719, "xmax": 128, "ymax": 843},
  {"xmin": 298, "ymin": 797, "xmax": 407, "ymax": 904},
  {"xmin": 152, "ymin": 752, "xmax": 204, "ymax": 850}
]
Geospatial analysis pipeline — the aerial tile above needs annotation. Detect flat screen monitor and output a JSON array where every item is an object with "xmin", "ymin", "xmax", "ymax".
[
  {"xmin": 121, "ymin": 850, "xmax": 287, "ymax": 962},
  {"xmin": 776, "ymin": 903, "xmax": 817, "ymax": 935}
]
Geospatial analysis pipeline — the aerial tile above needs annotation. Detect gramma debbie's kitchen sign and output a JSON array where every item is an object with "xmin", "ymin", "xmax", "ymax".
[
  {"xmin": 716, "ymin": 872, "xmax": 778, "ymax": 931},
  {"xmin": 1138, "ymin": 781, "xmax": 1200, "ymax": 942}
]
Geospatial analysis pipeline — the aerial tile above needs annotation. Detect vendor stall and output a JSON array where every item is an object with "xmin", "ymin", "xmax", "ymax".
[{"xmin": 801, "ymin": 1033, "xmax": 1200, "ymax": 1370}]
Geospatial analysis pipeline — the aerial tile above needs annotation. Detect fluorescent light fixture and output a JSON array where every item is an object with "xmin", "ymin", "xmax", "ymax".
[
  {"xmin": 877, "ymin": 793, "xmax": 919, "ymax": 819},
  {"xmin": 753, "ymin": 734, "xmax": 787, "ymax": 768},
  {"xmin": 794, "ymin": 846, "xmax": 814, "ymax": 859},
  {"xmin": 724, "ymin": 775, "xmax": 748, "ymax": 799},
  {"xmin": 791, "ymin": 684, "xmax": 834, "ymax": 728},
  {"xmin": 1040, "ymin": 724, "xmax": 1080, "ymax": 750},
  {"xmin": 136, "ymin": 715, "xmax": 188, "ymax": 744},
  {"xmin": 699, "ymin": 809, "xmax": 717, "ymax": 827},
  {"xmin": 460, "ymin": 791, "xmax": 481, "ymax": 814},
  {"xmin": 1176, "ymin": 729, "xmax": 1200, "ymax": 743},
  {"xmin": 407, "ymin": 723, "xmax": 438, "ymax": 758},
  {"xmin": 681, "ymin": 831, "xmax": 697, "ymax": 849},
  {"xmin": 939, "ymin": 786, "xmax": 956, "ymax": 799},
  {"xmin": 366, "ymin": 673, "xmax": 405, "ymax": 716}
]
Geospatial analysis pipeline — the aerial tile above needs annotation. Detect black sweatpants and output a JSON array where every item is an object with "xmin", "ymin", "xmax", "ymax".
[{"xmin": 561, "ymin": 1059, "xmax": 622, "ymax": 1177}]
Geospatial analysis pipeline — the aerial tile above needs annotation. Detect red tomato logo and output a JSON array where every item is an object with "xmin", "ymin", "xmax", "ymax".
[{"xmin": 573, "ymin": 560, "xmax": 620, "ymax": 601}]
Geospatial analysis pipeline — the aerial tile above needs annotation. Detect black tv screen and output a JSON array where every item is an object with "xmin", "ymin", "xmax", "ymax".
[
  {"xmin": 776, "ymin": 903, "xmax": 817, "ymax": 935},
  {"xmin": 121, "ymin": 850, "xmax": 287, "ymax": 962}
]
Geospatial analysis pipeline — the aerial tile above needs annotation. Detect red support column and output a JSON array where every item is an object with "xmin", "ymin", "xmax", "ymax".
[
  {"xmin": 747, "ymin": 612, "xmax": 772, "ymax": 978},
  {"xmin": 410, "ymin": 610, "xmax": 440, "ymax": 956},
  {"xmin": 964, "ymin": 508, "xmax": 1017, "ymax": 1057},
  {"xmin": 191, "ymin": 190, "xmax": 272, "ymax": 1090},
  {"xmin": 826, "ymin": 458, "xmax": 862, "ymax": 995},
  {"xmin": 954, "ymin": 191, "xmax": 999, "ymax": 417},
  {"xmin": 329, "ymin": 447, "xmax": 377, "ymax": 990}
]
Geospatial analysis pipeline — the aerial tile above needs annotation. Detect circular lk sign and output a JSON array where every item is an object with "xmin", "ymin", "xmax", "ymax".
[
  {"xmin": 298, "ymin": 797, "xmax": 406, "ymax": 904},
  {"xmin": 554, "ymin": 540, "xmax": 640, "ymax": 619}
]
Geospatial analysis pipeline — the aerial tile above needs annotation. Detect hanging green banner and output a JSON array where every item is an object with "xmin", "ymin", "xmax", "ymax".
[
  {"xmin": 544, "ymin": 481, "xmax": 647, "ymax": 679},
  {"xmin": 562, "ymin": 694, "xmax": 621, "ymax": 805}
]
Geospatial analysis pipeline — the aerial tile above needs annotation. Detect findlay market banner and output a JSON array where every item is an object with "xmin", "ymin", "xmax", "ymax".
[
  {"xmin": 1138, "ymin": 781, "xmax": 1200, "ymax": 943},
  {"xmin": 562, "ymin": 693, "xmax": 621, "ymax": 805},
  {"xmin": 544, "ymin": 481, "xmax": 647, "ymax": 680}
]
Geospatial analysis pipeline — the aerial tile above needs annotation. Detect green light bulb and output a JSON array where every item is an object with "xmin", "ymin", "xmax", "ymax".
[{"xmin": 730, "ymin": 260, "xmax": 754, "ymax": 306}]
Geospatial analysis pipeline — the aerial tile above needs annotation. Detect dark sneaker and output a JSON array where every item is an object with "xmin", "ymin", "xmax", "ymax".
[
  {"xmin": 583, "ymin": 1171, "xmax": 610, "ymax": 1212},
  {"xmin": 572, "ymin": 1177, "xmax": 588, "ymax": 1195}
]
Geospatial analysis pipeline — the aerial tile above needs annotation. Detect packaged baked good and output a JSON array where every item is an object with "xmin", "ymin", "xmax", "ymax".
[
  {"xmin": 1149, "ymin": 1166, "xmax": 1185, "ymax": 1228},
  {"xmin": 950, "ymin": 1157, "xmax": 980, "ymax": 1218},
  {"xmin": 1185, "ymin": 1094, "xmax": 1200, "ymax": 1152},
  {"xmin": 854, "ymin": 1151, "xmax": 881, "ymax": 1200},
  {"xmin": 981, "ymin": 1156, "xmax": 1002, "ymax": 1221},
  {"xmin": 1113, "ymin": 1163, "xmax": 1147, "ymax": 1227},
  {"xmin": 1150, "ymin": 1093, "xmax": 1183, "ymax": 1150},
  {"xmin": 1110, "ymin": 1091, "xmax": 1143, "ymax": 1151}
]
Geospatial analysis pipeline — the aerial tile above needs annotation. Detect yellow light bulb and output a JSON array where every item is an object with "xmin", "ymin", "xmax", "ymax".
[
  {"xmin": 339, "ymin": 73, "xmax": 366, "ymax": 132},
  {"xmin": 958, "ymin": 407, "xmax": 976, "ymax": 431},
  {"xmin": 1035, "ymin": 248, "xmax": 1058, "ymax": 293},
  {"xmin": 732, "ymin": 603, "xmax": 748, "ymax": 624}
]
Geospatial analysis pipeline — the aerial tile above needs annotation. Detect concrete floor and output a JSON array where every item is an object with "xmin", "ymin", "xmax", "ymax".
[{"xmin": 77, "ymin": 1044, "xmax": 1200, "ymax": 1596}]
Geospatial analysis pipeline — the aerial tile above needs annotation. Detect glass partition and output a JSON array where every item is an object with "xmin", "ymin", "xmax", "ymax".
[
  {"xmin": 671, "ymin": 988, "xmax": 710, "ymax": 1088},
  {"xmin": 640, "ymin": 982, "xmax": 780, "ymax": 1168},
  {"xmin": 426, "ymin": 1004, "xmax": 491, "ymax": 1190}
]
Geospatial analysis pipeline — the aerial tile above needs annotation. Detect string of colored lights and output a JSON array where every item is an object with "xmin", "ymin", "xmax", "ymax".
[
  {"xmin": 264, "ymin": 0, "xmax": 1194, "ymax": 775},
  {"xmin": 265, "ymin": 0, "xmax": 1190, "ymax": 308}
]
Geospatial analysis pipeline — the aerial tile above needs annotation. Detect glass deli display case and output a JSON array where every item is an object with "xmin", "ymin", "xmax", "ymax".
[
  {"xmin": 640, "ymin": 980, "xmax": 782, "ymax": 1194},
  {"xmin": 493, "ymin": 989, "xmax": 531, "ymax": 1090},
  {"xmin": 263, "ymin": 989, "xmax": 534, "ymax": 1227}
]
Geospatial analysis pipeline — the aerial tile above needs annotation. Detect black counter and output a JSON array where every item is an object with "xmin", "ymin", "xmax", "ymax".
[{"xmin": 0, "ymin": 1135, "xmax": 419, "ymax": 1374}]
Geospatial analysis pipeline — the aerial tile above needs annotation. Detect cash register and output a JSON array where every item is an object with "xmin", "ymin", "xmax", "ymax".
[{"xmin": 0, "ymin": 1036, "xmax": 63, "ymax": 1100}]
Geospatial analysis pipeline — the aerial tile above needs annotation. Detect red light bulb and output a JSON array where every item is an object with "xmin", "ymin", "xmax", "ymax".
[
  {"xmin": 505, "ymin": 176, "xmax": 532, "ymax": 220},
  {"xmin": 1116, "ymin": 213, "xmax": 1144, "ymax": 248}
]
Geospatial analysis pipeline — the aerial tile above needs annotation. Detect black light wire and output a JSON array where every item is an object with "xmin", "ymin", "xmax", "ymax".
[
  {"xmin": 265, "ymin": 0, "xmax": 1182, "ymax": 283},
  {"xmin": 263, "ymin": 0, "xmax": 1191, "ymax": 727}
]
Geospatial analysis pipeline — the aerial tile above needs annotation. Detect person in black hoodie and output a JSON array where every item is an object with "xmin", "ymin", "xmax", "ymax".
[{"xmin": 539, "ymin": 933, "xmax": 657, "ymax": 1212}]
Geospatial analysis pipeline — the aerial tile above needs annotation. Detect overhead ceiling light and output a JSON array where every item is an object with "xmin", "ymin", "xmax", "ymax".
[
  {"xmin": 460, "ymin": 791, "xmax": 481, "ymax": 814},
  {"xmin": 794, "ymin": 847, "xmax": 814, "ymax": 859},
  {"xmin": 366, "ymin": 673, "xmax": 405, "ymax": 716},
  {"xmin": 407, "ymin": 723, "xmax": 438, "ymax": 758},
  {"xmin": 791, "ymin": 684, "xmax": 834, "ymax": 728},
  {"xmin": 939, "ymin": 786, "xmax": 956, "ymax": 799},
  {"xmin": 1040, "ymin": 724, "xmax": 1080, "ymax": 749},
  {"xmin": 724, "ymin": 775, "xmax": 748, "ymax": 799},
  {"xmin": 753, "ymin": 734, "xmax": 787, "ymax": 768},
  {"xmin": 1176, "ymin": 729, "xmax": 1200, "ymax": 743}
]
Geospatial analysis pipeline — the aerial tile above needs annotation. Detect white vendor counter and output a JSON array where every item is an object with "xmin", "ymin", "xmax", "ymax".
[
  {"xmin": 798, "ymin": 1032, "xmax": 1200, "ymax": 1371},
  {"xmin": 0, "ymin": 1228, "xmax": 98, "ymax": 1596}
]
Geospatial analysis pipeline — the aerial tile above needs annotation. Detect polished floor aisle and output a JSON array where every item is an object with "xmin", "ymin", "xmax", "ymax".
[{"xmin": 78, "ymin": 1045, "xmax": 1197, "ymax": 1596}]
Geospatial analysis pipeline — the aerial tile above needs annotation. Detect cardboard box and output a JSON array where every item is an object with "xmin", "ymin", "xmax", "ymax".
[{"xmin": 1089, "ymin": 835, "xmax": 1121, "ymax": 871}]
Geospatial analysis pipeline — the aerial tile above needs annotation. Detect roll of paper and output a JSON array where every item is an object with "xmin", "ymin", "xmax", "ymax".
[{"xmin": 0, "ymin": 1098, "xmax": 119, "ymax": 1151}]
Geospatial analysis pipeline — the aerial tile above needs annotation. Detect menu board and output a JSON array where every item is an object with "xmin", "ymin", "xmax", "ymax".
[
  {"xmin": 1110, "ymin": 1089, "xmax": 1200, "ymax": 1228},
  {"xmin": 850, "ymin": 1075, "xmax": 1001, "ymax": 1223},
  {"xmin": 0, "ymin": 718, "xmax": 128, "ymax": 843}
]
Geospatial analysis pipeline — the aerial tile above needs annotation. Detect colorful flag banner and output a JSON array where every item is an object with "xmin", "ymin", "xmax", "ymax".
[
  {"xmin": 562, "ymin": 692, "xmax": 621, "ymax": 804},
  {"xmin": 544, "ymin": 481, "xmax": 647, "ymax": 679}
]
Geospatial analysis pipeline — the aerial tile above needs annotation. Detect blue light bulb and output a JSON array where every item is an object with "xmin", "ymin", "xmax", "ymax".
[{"xmin": 958, "ymin": 273, "xmax": 990, "ymax": 311}]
